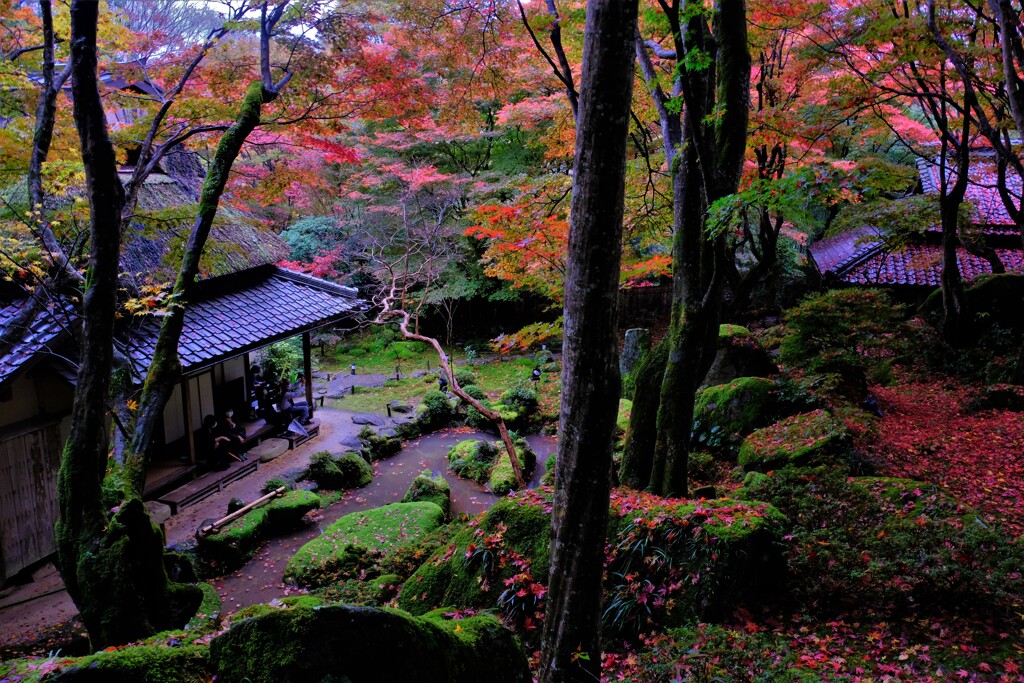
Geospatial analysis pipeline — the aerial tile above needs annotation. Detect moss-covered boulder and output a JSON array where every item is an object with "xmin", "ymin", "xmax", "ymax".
[
  {"xmin": 693, "ymin": 377, "xmax": 777, "ymax": 457},
  {"xmin": 209, "ymin": 603, "xmax": 531, "ymax": 683},
  {"xmin": 448, "ymin": 439, "xmax": 499, "ymax": 483},
  {"xmin": 285, "ymin": 502, "xmax": 445, "ymax": 588},
  {"xmin": 703, "ymin": 324, "xmax": 777, "ymax": 388},
  {"xmin": 304, "ymin": 450, "xmax": 373, "ymax": 490},
  {"xmin": 198, "ymin": 490, "xmax": 320, "ymax": 572},
  {"xmin": 487, "ymin": 443, "xmax": 537, "ymax": 496},
  {"xmin": 398, "ymin": 496, "xmax": 551, "ymax": 615},
  {"xmin": 402, "ymin": 470, "xmax": 452, "ymax": 519},
  {"xmin": 738, "ymin": 409, "xmax": 847, "ymax": 472},
  {"xmin": 604, "ymin": 493, "xmax": 786, "ymax": 629},
  {"xmin": 359, "ymin": 427, "xmax": 403, "ymax": 461},
  {"xmin": 43, "ymin": 645, "xmax": 209, "ymax": 682}
]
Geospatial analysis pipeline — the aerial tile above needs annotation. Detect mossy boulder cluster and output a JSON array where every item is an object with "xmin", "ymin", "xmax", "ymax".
[
  {"xmin": 358, "ymin": 427, "xmax": 403, "ymax": 461},
  {"xmin": 447, "ymin": 438, "xmax": 536, "ymax": 493},
  {"xmin": 692, "ymin": 376, "xmax": 778, "ymax": 456},
  {"xmin": 738, "ymin": 409, "xmax": 848, "ymax": 472},
  {"xmin": 209, "ymin": 603, "xmax": 531, "ymax": 683},
  {"xmin": 285, "ymin": 502, "xmax": 445, "ymax": 588},
  {"xmin": 416, "ymin": 389, "xmax": 456, "ymax": 431},
  {"xmin": 462, "ymin": 383, "xmax": 539, "ymax": 432},
  {"xmin": 402, "ymin": 470, "xmax": 453, "ymax": 519},
  {"xmin": 304, "ymin": 450, "xmax": 373, "ymax": 490},
  {"xmin": 196, "ymin": 490, "xmax": 320, "ymax": 572}
]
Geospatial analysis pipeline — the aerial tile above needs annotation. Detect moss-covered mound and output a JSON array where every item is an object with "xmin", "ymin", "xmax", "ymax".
[
  {"xmin": 738, "ymin": 409, "xmax": 847, "ymax": 472},
  {"xmin": 398, "ymin": 496, "xmax": 552, "ymax": 615},
  {"xmin": 209, "ymin": 603, "xmax": 531, "ymax": 683},
  {"xmin": 448, "ymin": 439, "xmax": 499, "ymax": 483},
  {"xmin": 402, "ymin": 470, "xmax": 452, "ymax": 520},
  {"xmin": 693, "ymin": 377, "xmax": 778, "ymax": 456},
  {"xmin": 198, "ymin": 490, "xmax": 320, "ymax": 572},
  {"xmin": 285, "ymin": 502, "xmax": 445, "ymax": 588},
  {"xmin": 359, "ymin": 427, "xmax": 403, "ymax": 461},
  {"xmin": 42, "ymin": 645, "xmax": 209, "ymax": 682},
  {"xmin": 487, "ymin": 444, "xmax": 537, "ymax": 495},
  {"xmin": 305, "ymin": 450, "xmax": 373, "ymax": 489},
  {"xmin": 703, "ymin": 324, "xmax": 777, "ymax": 387},
  {"xmin": 604, "ymin": 491, "xmax": 786, "ymax": 631}
]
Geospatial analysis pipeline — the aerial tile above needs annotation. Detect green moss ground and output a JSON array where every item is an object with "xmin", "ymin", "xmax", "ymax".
[{"xmin": 738, "ymin": 409, "xmax": 846, "ymax": 471}]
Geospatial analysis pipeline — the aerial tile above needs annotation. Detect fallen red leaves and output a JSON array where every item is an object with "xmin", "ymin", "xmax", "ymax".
[{"xmin": 866, "ymin": 374, "xmax": 1024, "ymax": 537}]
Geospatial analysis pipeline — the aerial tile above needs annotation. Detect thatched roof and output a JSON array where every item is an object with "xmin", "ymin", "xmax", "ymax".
[{"xmin": 119, "ymin": 171, "xmax": 289, "ymax": 287}]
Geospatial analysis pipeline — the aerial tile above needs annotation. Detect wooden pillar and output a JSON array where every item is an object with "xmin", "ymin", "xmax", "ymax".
[
  {"xmin": 302, "ymin": 332, "xmax": 314, "ymax": 417},
  {"xmin": 182, "ymin": 377, "xmax": 195, "ymax": 464}
]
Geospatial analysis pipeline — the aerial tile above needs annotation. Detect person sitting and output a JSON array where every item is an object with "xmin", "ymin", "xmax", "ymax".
[
  {"xmin": 196, "ymin": 415, "xmax": 235, "ymax": 471},
  {"xmin": 277, "ymin": 378, "xmax": 310, "ymax": 424},
  {"xmin": 217, "ymin": 409, "xmax": 248, "ymax": 460},
  {"xmin": 256, "ymin": 385, "xmax": 289, "ymax": 430}
]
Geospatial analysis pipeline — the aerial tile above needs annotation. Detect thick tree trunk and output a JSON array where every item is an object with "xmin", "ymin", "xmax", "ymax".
[
  {"xmin": 125, "ymin": 81, "xmax": 280, "ymax": 496},
  {"xmin": 56, "ymin": 1, "xmax": 200, "ymax": 650},
  {"xmin": 619, "ymin": 340, "xmax": 666, "ymax": 489},
  {"xmin": 538, "ymin": 1, "xmax": 638, "ymax": 680}
]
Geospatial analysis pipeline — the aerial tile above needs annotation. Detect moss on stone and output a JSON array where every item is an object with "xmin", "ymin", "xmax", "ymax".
[
  {"xmin": 693, "ymin": 377, "xmax": 777, "ymax": 456},
  {"xmin": 738, "ymin": 409, "xmax": 847, "ymax": 472},
  {"xmin": 285, "ymin": 502, "xmax": 445, "ymax": 588},
  {"xmin": 398, "ymin": 497, "xmax": 551, "ymax": 615},
  {"xmin": 197, "ymin": 491, "xmax": 319, "ymax": 572},
  {"xmin": 487, "ymin": 444, "xmax": 537, "ymax": 496},
  {"xmin": 44, "ymin": 644, "xmax": 209, "ymax": 682},
  {"xmin": 416, "ymin": 390, "xmax": 456, "ymax": 431},
  {"xmin": 209, "ymin": 603, "xmax": 531, "ymax": 683},
  {"xmin": 402, "ymin": 470, "xmax": 452, "ymax": 519},
  {"xmin": 314, "ymin": 573, "xmax": 403, "ymax": 607}
]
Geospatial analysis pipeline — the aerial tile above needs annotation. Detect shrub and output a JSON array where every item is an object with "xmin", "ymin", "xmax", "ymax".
[
  {"xmin": 305, "ymin": 451, "xmax": 373, "ymax": 489},
  {"xmin": 454, "ymin": 368, "xmax": 477, "ymax": 386},
  {"xmin": 499, "ymin": 381, "xmax": 538, "ymax": 413},
  {"xmin": 416, "ymin": 389, "xmax": 454, "ymax": 431},
  {"xmin": 261, "ymin": 478, "xmax": 291, "ymax": 495},
  {"xmin": 779, "ymin": 289, "xmax": 905, "ymax": 397}
]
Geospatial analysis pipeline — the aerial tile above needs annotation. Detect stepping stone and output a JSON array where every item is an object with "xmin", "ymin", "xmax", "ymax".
[
  {"xmin": 145, "ymin": 501, "xmax": 172, "ymax": 526},
  {"xmin": 250, "ymin": 437, "xmax": 289, "ymax": 463},
  {"xmin": 352, "ymin": 414, "xmax": 387, "ymax": 426}
]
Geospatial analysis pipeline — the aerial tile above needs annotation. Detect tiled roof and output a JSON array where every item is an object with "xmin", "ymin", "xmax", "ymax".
[
  {"xmin": 0, "ymin": 296, "xmax": 76, "ymax": 390},
  {"xmin": 124, "ymin": 266, "xmax": 364, "ymax": 377},
  {"xmin": 918, "ymin": 154, "xmax": 1021, "ymax": 231},
  {"xmin": 808, "ymin": 226, "xmax": 884, "ymax": 276},
  {"xmin": 842, "ymin": 245, "xmax": 1024, "ymax": 286}
]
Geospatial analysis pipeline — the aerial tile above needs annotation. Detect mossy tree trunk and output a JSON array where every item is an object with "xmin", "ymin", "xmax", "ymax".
[
  {"xmin": 55, "ymin": 1, "xmax": 200, "ymax": 650},
  {"xmin": 619, "ymin": 340, "xmax": 666, "ymax": 489},
  {"xmin": 538, "ymin": 1, "xmax": 638, "ymax": 680},
  {"xmin": 633, "ymin": 0, "xmax": 750, "ymax": 498}
]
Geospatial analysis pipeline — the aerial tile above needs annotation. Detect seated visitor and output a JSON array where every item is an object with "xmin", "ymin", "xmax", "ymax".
[
  {"xmin": 196, "ymin": 414, "xmax": 235, "ymax": 471},
  {"xmin": 217, "ymin": 409, "xmax": 248, "ymax": 460},
  {"xmin": 277, "ymin": 378, "xmax": 310, "ymax": 424}
]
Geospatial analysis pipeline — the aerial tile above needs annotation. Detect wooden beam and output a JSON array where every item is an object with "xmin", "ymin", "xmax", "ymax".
[{"xmin": 302, "ymin": 332, "xmax": 313, "ymax": 417}]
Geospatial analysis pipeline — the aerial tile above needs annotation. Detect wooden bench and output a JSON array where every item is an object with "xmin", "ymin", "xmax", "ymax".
[
  {"xmin": 143, "ymin": 463, "xmax": 197, "ymax": 498},
  {"xmin": 155, "ymin": 457, "xmax": 259, "ymax": 515},
  {"xmin": 241, "ymin": 418, "xmax": 278, "ymax": 448}
]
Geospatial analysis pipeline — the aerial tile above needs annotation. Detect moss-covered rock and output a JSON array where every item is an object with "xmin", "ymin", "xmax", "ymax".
[
  {"xmin": 487, "ymin": 443, "xmax": 537, "ymax": 496},
  {"xmin": 198, "ymin": 490, "xmax": 320, "ymax": 572},
  {"xmin": 285, "ymin": 502, "xmax": 445, "ymax": 588},
  {"xmin": 398, "ymin": 496, "xmax": 551, "ymax": 615},
  {"xmin": 305, "ymin": 450, "xmax": 373, "ymax": 489},
  {"xmin": 358, "ymin": 428, "xmax": 403, "ymax": 461},
  {"xmin": 209, "ymin": 603, "xmax": 531, "ymax": 683},
  {"xmin": 604, "ymin": 494, "xmax": 787, "ymax": 629},
  {"xmin": 703, "ymin": 324, "xmax": 777, "ymax": 387},
  {"xmin": 738, "ymin": 409, "xmax": 847, "ymax": 472},
  {"xmin": 448, "ymin": 439, "xmax": 499, "ymax": 483},
  {"xmin": 693, "ymin": 377, "xmax": 778, "ymax": 457},
  {"xmin": 402, "ymin": 470, "xmax": 452, "ymax": 519},
  {"xmin": 44, "ymin": 645, "xmax": 209, "ymax": 682}
]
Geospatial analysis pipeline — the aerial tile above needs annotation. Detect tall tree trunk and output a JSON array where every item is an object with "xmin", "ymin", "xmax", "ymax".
[
  {"xmin": 55, "ymin": 1, "xmax": 200, "ymax": 650},
  {"xmin": 619, "ymin": 340, "xmax": 667, "ymax": 489},
  {"xmin": 634, "ymin": 0, "xmax": 750, "ymax": 498},
  {"xmin": 539, "ymin": 1, "xmax": 638, "ymax": 680},
  {"xmin": 124, "ymin": 80, "xmax": 284, "ymax": 496}
]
